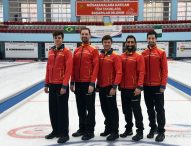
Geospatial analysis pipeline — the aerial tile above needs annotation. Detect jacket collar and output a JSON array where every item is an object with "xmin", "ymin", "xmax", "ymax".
[
  {"xmin": 81, "ymin": 43, "xmax": 90, "ymax": 47},
  {"xmin": 125, "ymin": 50, "xmax": 135, "ymax": 55},
  {"xmin": 101, "ymin": 48, "xmax": 113, "ymax": 56},
  {"xmin": 52, "ymin": 44, "xmax": 65, "ymax": 50},
  {"xmin": 148, "ymin": 45, "xmax": 157, "ymax": 50}
]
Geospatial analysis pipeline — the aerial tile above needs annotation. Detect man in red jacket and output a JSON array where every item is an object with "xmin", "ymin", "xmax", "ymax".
[
  {"xmin": 120, "ymin": 35, "xmax": 145, "ymax": 141},
  {"xmin": 70, "ymin": 28, "xmax": 99, "ymax": 140},
  {"xmin": 44, "ymin": 31, "xmax": 73, "ymax": 144},
  {"xmin": 142, "ymin": 30, "xmax": 168, "ymax": 142},
  {"xmin": 97, "ymin": 35, "xmax": 122, "ymax": 141}
]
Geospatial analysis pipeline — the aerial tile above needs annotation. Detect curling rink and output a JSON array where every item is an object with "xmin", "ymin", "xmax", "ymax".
[{"xmin": 0, "ymin": 60, "xmax": 191, "ymax": 146}]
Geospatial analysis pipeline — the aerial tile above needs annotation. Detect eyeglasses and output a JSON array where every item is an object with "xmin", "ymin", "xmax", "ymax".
[{"xmin": 54, "ymin": 37, "xmax": 62, "ymax": 40}]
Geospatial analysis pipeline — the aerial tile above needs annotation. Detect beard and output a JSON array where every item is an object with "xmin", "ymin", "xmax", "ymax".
[
  {"xmin": 148, "ymin": 41, "xmax": 156, "ymax": 47},
  {"xmin": 126, "ymin": 46, "xmax": 136, "ymax": 52},
  {"xmin": 82, "ymin": 37, "xmax": 89, "ymax": 44}
]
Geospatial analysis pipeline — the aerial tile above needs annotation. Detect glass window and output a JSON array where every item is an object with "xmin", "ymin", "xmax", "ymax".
[
  {"xmin": 21, "ymin": 4, "xmax": 37, "ymax": 22},
  {"xmin": 0, "ymin": 0, "xmax": 3, "ymax": 22},
  {"xmin": 144, "ymin": 0, "xmax": 171, "ymax": 20},
  {"xmin": 178, "ymin": 1, "xmax": 191, "ymax": 20},
  {"xmin": 9, "ymin": 0, "xmax": 37, "ymax": 22},
  {"xmin": 44, "ymin": 0, "xmax": 71, "ymax": 22}
]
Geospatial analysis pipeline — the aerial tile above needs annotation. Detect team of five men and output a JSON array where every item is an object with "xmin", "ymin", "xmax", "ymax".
[{"xmin": 44, "ymin": 28, "xmax": 168, "ymax": 144}]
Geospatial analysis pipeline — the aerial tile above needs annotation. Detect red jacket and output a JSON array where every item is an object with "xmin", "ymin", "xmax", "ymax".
[
  {"xmin": 71, "ymin": 43, "xmax": 99, "ymax": 85},
  {"xmin": 141, "ymin": 45, "xmax": 168, "ymax": 87},
  {"xmin": 45, "ymin": 44, "xmax": 73, "ymax": 89},
  {"xmin": 97, "ymin": 49, "xmax": 122, "ymax": 88},
  {"xmin": 120, "ymin": 51, "xmax": 145, "ymax": 89}
]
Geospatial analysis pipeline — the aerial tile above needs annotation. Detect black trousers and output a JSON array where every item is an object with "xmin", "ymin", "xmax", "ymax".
[
  {"xmin": 49, "ymin": 84, "xmax": 69, "ymax": 137},
  {"xmin": 99, "ymin": 86, "xmax": 119, "ymax": 134},
  {"xmin": 144, "ymin": 86, "xmax": 166, "ymax": 133},
  {"xmin": 121, "ymin": 89, "xmax": 144, "ymax": 133},
  {"xmin": 75, "ymin": 82, "xmax": 96, "ymax": 133}
]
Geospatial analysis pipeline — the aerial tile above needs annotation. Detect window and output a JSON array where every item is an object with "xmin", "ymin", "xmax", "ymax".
[
  {"xmin": 0, "ymin": 0, "xmax": 3, "ymax": 22},
  {"xmin": 21, "ymin": 3, "xmax": 37, "ymax": 22},
  {"xmin": 144, "ymin": 0, "xmax": 171, "ymax": 20},
  {"xmin": 44, "ymin": 0, "xmax": 71, "ymax": 22},
  {"xmin": 9, "ymin": 0, "xmax": 37, "ymax": 22},
  {"xmin": 178, "ymin": 1, "xmax": 191, "ymax": 20}
]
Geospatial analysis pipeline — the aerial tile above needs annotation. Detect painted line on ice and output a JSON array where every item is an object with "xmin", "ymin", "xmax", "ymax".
[
  {"xmin": 168, "ymin": 78, "xmax": 191, "ymax": 96},
  {"xmin": 0, "ymin": 81, "xmax": 44, "ymax": 114}
]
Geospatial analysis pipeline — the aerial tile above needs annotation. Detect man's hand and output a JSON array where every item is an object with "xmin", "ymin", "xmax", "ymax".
[
  {"xmin": 44, "ymin": 87, "xmax": 49, "ymax": 93},
  {"xmin": 109, "ymin": 88, "xmax": 116, "ymax": 96},
  {"xmin": 60, "ymin": 88, "xmax": 66, "ymax": 95},
  {"xmin": 160, "ymin": 88, "xmax": 165, "ymax": 93},
  {"xmin": 88, "ymin": 85, "xmax": 94, "ymax": 93},
  {"xmin": 70, "ymin": 85, "xmax": 75, "ymax": 92},
  {"xmin": 134, "ymin": 88, "xmax": 141, "ymax": 96}
]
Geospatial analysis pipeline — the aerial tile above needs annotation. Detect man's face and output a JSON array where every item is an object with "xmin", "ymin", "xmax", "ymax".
[
  {"xmin": 147, "ymin": 34, "xmax": 157, "ymax": 47},
  {"xmin": 53, "ymin": 35, "xmax": 63, "ymax": 47},
  {"xmin": 125, "ymin": 38, "xmax": 136, "ymax": 52},
  {"xmin": 102, "ymin": 39, "xmax": 112, "ymax": 51},
  {"xmin": 80, "ymin": 30, "xmax": 91, "ymax": 44}
]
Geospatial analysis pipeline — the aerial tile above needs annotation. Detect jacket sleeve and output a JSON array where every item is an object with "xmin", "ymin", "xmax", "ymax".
[
  {"xmin": 62, "ymin": 50, "xmax": 73, "ymax": 89},
  {"xmin": 113, "ymin": 55, "xmax": 122, "ymax": 88},
  {"xmin": 90, "ymin": 49, "xmax": 99, "ymax": 84},
  {"xmin": 96, "ymin": 55, "xmax": 101, "ymax": 87},
  {"xmin": 70, "ymin": 49, "xmax": 76, "ymax": 85},
  {"xmin": 161, "ymin": 51, "xmax": 168, "ymax": 87},
  {"xmin": 136, "ymin": 54, "xmax": 145, "ymax": 90},
  {"xmin": 45, "ymin": 55, "xmax": 50, "ymax": 87}
]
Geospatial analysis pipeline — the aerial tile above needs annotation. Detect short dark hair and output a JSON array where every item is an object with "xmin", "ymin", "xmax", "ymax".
[
  {"xmin": 52, "ymin": 31, "xmax": 64, "ymax": 39},
  {"xmin": 80, "ymin": 27, "xmax": 91, "ymax": 35},
  {"xmin": 126, "ymin": 35, "xmax": 137, "ymax": 43},
  {"xmin": 102, "ymin": 35, "xmax": 113, "ymax": 43},
  {"xmin": 147, "ymin": 30, "xmax": 157, "ymax": 39}
]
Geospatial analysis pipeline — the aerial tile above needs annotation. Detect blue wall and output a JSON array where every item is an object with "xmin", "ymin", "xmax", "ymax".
[{"xmin": 0, "ymin": 32, "xmax": 191, "ymax": 42}]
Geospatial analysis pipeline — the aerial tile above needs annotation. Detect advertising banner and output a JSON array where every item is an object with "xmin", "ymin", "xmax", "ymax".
[
  {"xmin": 87, "ymin": 25, "xmax": 122, "ymax": 38},
  {"xmin": 176, "ymin": 42, "xmax": 191, "ymax": 57},
  {"xmin": 76, "ymin": 1, "xmax": 138, "ymax": 16},
  {"xmin": 5, "ymin": 42, "xmax": 38, "ymax": 58}
]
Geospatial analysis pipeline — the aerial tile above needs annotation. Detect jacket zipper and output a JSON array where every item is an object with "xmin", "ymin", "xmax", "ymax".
[
  {"xmin": 100, "ymin": 54, "xmax": 105, "ymax": 86},
  {"xmin": 149, "ymin": 49, "xmax": 151, "ymax": 86},
  {"xmin": 135, "ymin": 59, "xmax": 137, "ymax": 87},
  {"xmin": 52, "ymin": 50, "xmax": 57, "ymax": 81},
  {"xmin": 124, "ymin": 54, "xmax": 128, "ymax": 88},
  {"xmin": 79, "ymin": 47, "xmax": 84, "ymax": 79}
]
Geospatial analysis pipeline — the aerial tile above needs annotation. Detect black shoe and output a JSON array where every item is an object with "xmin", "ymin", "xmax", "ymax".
[
  {"xmin": 82, "ymin": 133, "xmax": 94, "ymax": 140},
  {"xmin": 132, "ymin": 133, "xmax": 143, "ymax": 141},
  {"xmin": 155, "ymin": 133, "xmax": 165, "ymax": 142},
  {"xmin": 106, "ymin": 133, "xmax": 119, "ymax": 141},
  {"xmin": 45, "ymin": 132, "xmax": 57, "ymax": 139},
  {"xmin": 147, "ymin": 128, "xmax": 157, "ymax": 138},
  {"xmin": 72, "ymin": 130, "xmax": 84, "ymax": 137},
  {"xmin": 120, "ymin": 129, "xmax": 133, "ymax": 138},
  {"xmin": 57, "ymin": 136, "xmax": 69, "ymax": 144},
  {"xmin": 100, "ymin": 130, "xmax": 110, "ymax": 136}
]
